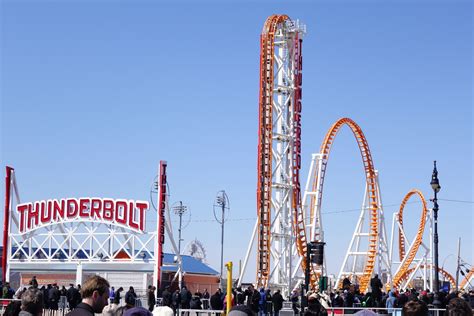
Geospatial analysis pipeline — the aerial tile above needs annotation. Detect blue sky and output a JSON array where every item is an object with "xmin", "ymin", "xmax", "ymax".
[{"xmin": 1, "ymin": 0, "xmax": 472, "ymax": 283}]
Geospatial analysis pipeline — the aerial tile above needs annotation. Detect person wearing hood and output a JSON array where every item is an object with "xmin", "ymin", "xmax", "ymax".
[
  {"xmin": 258, "ymin": 288, "xmax": 266, "ymax": 316},
  {"xmin": 385, "ymin": 291, "xmax": 397, "ymax": 315},
  {"xmin": 19, "ymin": 288, "xmax": 44, "ymax": 316}
]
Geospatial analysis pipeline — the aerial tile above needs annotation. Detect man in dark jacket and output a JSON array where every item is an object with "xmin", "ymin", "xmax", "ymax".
[
  {"xmin": 190, "ymin": 294, "xmax": 202, "ymax": 310},
  {"xmin": 48, "ymin": 284, "xmax": 60, "ymax": 310},
  {"xmin": 210, "ymin": 289, "xmax": 224, "ymax": 311},
  {"xmin": 67, "ymin": 284, "xmax": 80, "ymax": 310},
  {"xmin": 125, "ymin": 286, "xmax": 138, "ymax": 308},
  {"xmin": 162, "ymin": 286, "xmax": 172, "ymax": 307},
  {"xmin": 65, "ymin": 276, "xmax": 110, "ymax": 316},
  {"xmin": 147, "ymin": 285, "xmax": 156, "ymax": 312},
  {"xmin": 180, "ymin": 286, "xmax": 192, "ymax": 309},
  {"xmin": 272, "ymin": 290, "xmax": 284, "ymax": 316},
  {"xmin": 370, "ymin": 274, "xmax": 383, "ymax": 307}
]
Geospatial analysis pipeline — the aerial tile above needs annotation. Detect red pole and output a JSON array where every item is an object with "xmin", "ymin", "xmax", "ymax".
[
  {"xmin": 156, "ymin": 161, "xmax": 167, "ymax": 290},
  {"xmin": 2, "ymin": 166, "xmax": 14, "ymax": 283}
]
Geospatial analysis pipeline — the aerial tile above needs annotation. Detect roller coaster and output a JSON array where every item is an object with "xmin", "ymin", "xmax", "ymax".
[{"xmin": 238, "ymin": 14, "xmax": 462, "ymax": 295}]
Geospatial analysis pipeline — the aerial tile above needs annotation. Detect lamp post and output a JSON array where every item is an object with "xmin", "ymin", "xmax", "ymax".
[
  {"xmin": 214, "ymin": 190, "xmax": 229, "ymax": 286},
  {"xmin": 172, "ymin": 201, "xmax": 187, "ymax": 289},
  {"xmin": 430, "ymin": 161, "xmax": 441, "ymax": 306}
]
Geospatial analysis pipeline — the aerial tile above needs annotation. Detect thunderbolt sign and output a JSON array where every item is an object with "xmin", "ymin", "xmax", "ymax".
[{"xmin": 16, "ymin": 198, "xmax": 149, "ymax": 233}]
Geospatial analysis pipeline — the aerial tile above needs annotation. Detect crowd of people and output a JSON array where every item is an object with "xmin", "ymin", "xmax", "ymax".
[{"xmin": 1, "ymin": 274, "xmax": 473, "ymax": 316}]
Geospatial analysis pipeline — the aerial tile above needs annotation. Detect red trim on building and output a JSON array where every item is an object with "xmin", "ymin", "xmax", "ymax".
[{"xmin": 2, "ymin": 166, "xmax": 14, "ymax": 282}]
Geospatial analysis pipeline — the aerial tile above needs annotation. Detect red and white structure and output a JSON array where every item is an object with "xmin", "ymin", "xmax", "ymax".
[
  {"xmin": 1, "ymin": 164, "xmax": 171, "ymax": 289},
  {"xmin": 239, "ymin": 15, "xmax": 307, "ymax": 294}
]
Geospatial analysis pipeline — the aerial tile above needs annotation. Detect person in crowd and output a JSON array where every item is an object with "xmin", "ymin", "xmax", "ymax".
[
  {"xmin": 265, "ymin": 289, "xmax": 272, "ymax": 316},
  {"xmin": 15, "ymin": 287, "xmax": 27, "ymax": 299},
  {"xmin": 147, "ymin": 285, "xmax": 156, "ymax": 312},
  {"xmin": 161, "ymin": 286, "xmax": 172, "ymax": 307},
  {"xmin": 109, "ymin": 287, "xmax": 115, "ymax": 305},
  {"xmin": 42, "ymin": 285, "xmax": 50, "ymax": 310},
  {"xmin": 332, "ymin": 291, "xmax": 344, "ymax": 307},
  {"xmin": 402, "ymin": 300, "xmax": 428, "ymax": 316},
  {"xmin": 67, "ymin": 284, "xmax": 80, "ymax": 310},
  {"xmin": 342, "ymin": 277, "xmax": 351, "ymax": 291},
  {"xmin": 171, "ymin": 289, "xmax": 181, "ymax": 315},
  {"xmin": 60, "ymin": 285, "xmax": 67, "ymax": 297},
  {"xmin": 4, "ymin": 300, "xmax": 22, "ymax": 316},
  {"xmin": 125, "ymin": 286, "xmax": 138, "ymax": 308},
  {"xmin": 48, "ymin": 283, "xmax": 60, "ymax": 310},
  {"xmin": 272, "ymin": 289, "xmax": 284, "ymax": 316},
  {"xmin": 3, "ymin": 282, "xmax": 15, "ymax": 299},
  {"xmin": 396, "ymin": 289, "xmax": 408, "ymax": 308},
  {"xmin": 190, "ymin": 293, "xmax": 202, "ymax": 310},
  {"xmin": 408, "ymin": 289, "xmax": 418, "ymax": 301},
  {"xmin": 29, "ymin": 276, "xmax": 38, "ymax": 289},
  {"xmin": 19, "ymin": 288, "xmax": 44, "ymax": 316},
  {"xmin": 385, "ymin": 290, "xmax": 397, "ymax": 315},
  {"xmin": 445, "ymin": 297, "xmax": 472, "ymax": 316},
  {"xmin": 195, "ymin": 290, "xmax": 202, "ymax": 299},
  {"xmin": 114, "ymin": 287, "xmax": 124, "ymax": 305},
  {"xmin": 258, "ymin": 288, "xmax": 266, "ymax": 316},
  {"xmin": 369, "ymin": 274, "xmax": 383, "ymax": 307},
  {"xmin": 179, "ymin": 286, "xmax": 192, "ymax": 309},
  {"xmin": 65, "ymin": 275, "xmax": 110, "ymax": 316},
  {"xmin": 235, "ymin": 287, "xmax": 245, "ymax": 306},
  {"xmin": 305, "ymin": 292, "xmax": 324, "ymax": 316},
  {"xmin": 290, "ymin": 289, "xmax": 299, "ymax": 315},
  {"xmin": 250, "ymin": 286, "xmax": 261, "ymax": 314},
  {"xmin": 210, "ymin": 289, "xmax": 223, "ymax": 312},
  {"xmin": 244, "ymin": 285, "xmax": 254, "ymax": 309},
  {"xmin": 201, "ymin": 288, "xmax": 210, "ymax": 309}
]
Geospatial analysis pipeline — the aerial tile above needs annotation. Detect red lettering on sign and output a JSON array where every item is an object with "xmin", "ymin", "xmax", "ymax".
[
  {"xmin": 17, "ymin": 204, "xmax": 28, "ymax": 233},
  {"xmin": 128, "ymin": 201, "xmax": 139, "ymax": 230},
  {"xmin": 66, "ymin": 199, "xmax": 78, "ymax": 218},
  {"xmin": 28, "ymin": 203, "xmax": 39, "ymax": 230},
  {"xmin": 53, "ymin": 200, "xmax": 64, "ymax": 221},
  {"xmin": 16, "ymin": 197, "xmax": 148, "ymax": 233},
  {"xmin": 79, "ymin": 198, "xmax": 90, "ymax": 218},
  {"xmin": 90, "ymin": 199, "xmax": 102, "ymax": 219},
  {"xmin": 136, "ymin": 202, "xmax": 148, "ymax": 232},
  {"xmin": 115, "ymin": 200, "xmax": 128, "ymax": 225},
  {"xmin": 103, "ymin": 199, "xmax": 114, "ymax": 221},
  {"xmin": 40, "ymin": 200, "xmax": 52, "ymax": 225}
]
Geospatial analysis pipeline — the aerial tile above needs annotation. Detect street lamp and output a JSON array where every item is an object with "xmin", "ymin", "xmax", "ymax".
[
  {"xmin": 172, "ymin": 201, "xmax": 188, "ymax": 289},
  {"xmin": 430, "ymin": 161, "xmax": 441, "ymax": 307},
  {"xmin": 213, "ymin": 190, "xmax": 230, "ymax": 285}
]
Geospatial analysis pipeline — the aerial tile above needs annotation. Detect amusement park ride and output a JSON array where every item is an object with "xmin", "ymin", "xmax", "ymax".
[
  {"xmin": 236, "ymin": 14, "xmax": 471, "ymax": 296},
  {"xmin": 1, "ymin": 14, "xmax": 472, "ymax": 295}
]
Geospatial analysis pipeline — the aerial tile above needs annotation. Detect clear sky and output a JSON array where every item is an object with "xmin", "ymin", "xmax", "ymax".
[{"xmin": 1, "ymin": 0, "xmax": 472, "ymax": 283}]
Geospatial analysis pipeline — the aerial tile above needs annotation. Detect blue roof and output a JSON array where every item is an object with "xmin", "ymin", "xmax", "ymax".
[{"xmin": 162, "ymin": 253, "xmax": 219, "ymax": 275}]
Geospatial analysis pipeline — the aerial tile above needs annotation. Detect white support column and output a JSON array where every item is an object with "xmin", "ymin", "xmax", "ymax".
[
  {"xmin": 76, "ymin": 262, "xmax": 83, "ymax": 286},
  {"xmin": 238, "ymin": 219, "xmax": 258, "ymax": 287}
]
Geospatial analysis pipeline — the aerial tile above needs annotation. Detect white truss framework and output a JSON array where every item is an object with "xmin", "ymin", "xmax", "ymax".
[
  {"xmin": 335, "ymin": 170, "xmax": 392, "ymax": 289},
  {"xmin": 389, "ymin": 208, "xmax": 434, "ymax": 291}
]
